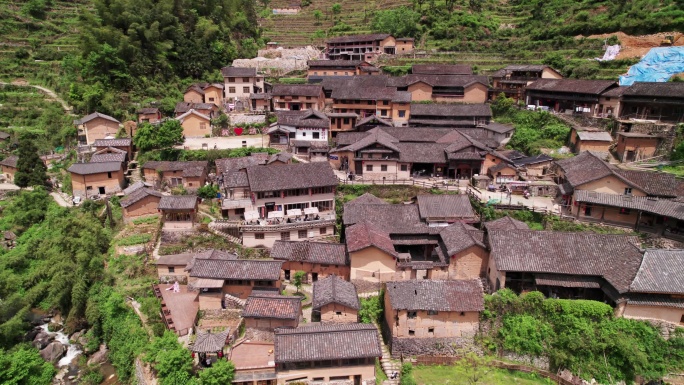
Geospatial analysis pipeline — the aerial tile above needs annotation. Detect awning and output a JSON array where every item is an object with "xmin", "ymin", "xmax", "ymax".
[
  {"xmin": 535, "ymin": 274, "xmax": 602, "ymax": 289},
  {"xmin": 304, "ymin": 207, "xmax": 319, "ymax": 215},
  {"xmin": 195, "ymin": 278, "xmax": 225, "ymax": 288},
  {"xmin": 286, "ymin": 208, "xmax": 302, "ymax": 217},
  {"xmin": 245, "ymin": 210, "xmax": 260, "ymax": 221},
  {"xmin": 268, "ymin": 210, "xmax": 284, "ymax": 219},
  {"xmin": 221, "ymin": 199, "xmax": 253, "ymax": 210}
]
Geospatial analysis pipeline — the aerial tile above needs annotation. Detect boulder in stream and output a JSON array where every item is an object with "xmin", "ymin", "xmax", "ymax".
[{"xmin": 40, "ymin": 341, "xmax": 66, "ymax": 364}]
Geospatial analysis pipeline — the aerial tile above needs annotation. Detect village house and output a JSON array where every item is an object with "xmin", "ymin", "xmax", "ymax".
[
  {"xmin": 408, "ymin": 104, "xmax": 492, "ymax": 127},
  {"xmin": 525, "ymin": 79, "xmax": 617, "ymax": 114},
  {"xmin": 330, "ymin": 127, "xmax": 499, "ymax": 180},
  {"xmin": 74, "ymin": 112, "xmax": 121, "ymax": 145},
  {"xmin": 249, "ymin": 93, "xmax": 272, "ymax": 112},
  {"xmin": 344, "ymin": 194, "xmax": 489, "ymax": 283},
  {"xmin": 0, "ymin": 155, "xmax": 18, "ymax": 182},
  {"xmin": 353, "ymin": 114, "xmax": 392, "ymax": 133},
  {"xmin": 243, "ymin": 294, "xmax": 302, "ymax": 330},
  {"xmin": 215, "ymin": 155, "xmax": 279, "ymax": 219},
  {"xmin": 618, "ymin": 82, "xmax": 684, "ymax": 123},
  {"xmin": 156, "ymin": 249, "xmax": 238, "ymax": 284},
  {"xmin": 221, "ymin": 66, "xmax": 265, "ymax": 102},
  {"xmin": 615, "ymin": 132, "xmax": 662, "ymax": 162},
  {"xmin": 327, "ymin": 112, "xmax": 360, "ymax": 138},
  {"xmin": 218, "ymin": 162, "xmax": 338, "ymax": 248},
  {"xmin": 482, "ymin": 122, "xmax": 515, "ymax": 146},
  {"xmin": 415, "ymin": 194, "xmax": 478, "ymax": 224},
  {"xmin": 189, "ymin": 259, "xmax": 283, "ymax": 307},
  {"xmin": 307, "ymin": 60, "xmax": 380, "ymax": 81},
  {"xmin": 487, "ymin": 229, "xmax": 643, "ymax": 302},
  {"xmin": 68, "ymin": 161, "xmax": 126, "ymax": 198},
  {"xmin": 595, "ymin": 86, "xmax": 628, "ymax": 118},
  {"xmin": 412, "ymin": 64, "xmax": 473, "ymax": 75},
  {"xmin": 183, "ymin": 83, "xmax": 224, "ymax": 106},
  {"xmin": 119, "ymin": 186, "xmax": 162, "ymax": 223},
  {"xmin": 325, "ymin": 33, "xmax": 413, "ymax": 61},
  {"xmin": 271, "ymin": 241, "xmax": 349, "ymax": 282},
  {"xmin": 158, "ymin": 195, "xmax": 199, "ymax": 230},
  {"xmin": 388, "ymin": 74, "xmax": 490, "ymax": 104},
  {"xmin": 311, "ymin": 275, "xmax": 359, "ymax": 323},
  {"xmin": 93, "ymin": 138, "xmax": 134, "ymax": 161},
  {"xmin": 330, "ymin": 84, "xmax": 408, "ymax": 124},
  {"xmin": 175, "ymin": 109, "xmax": 213, "ymax": 138},
  {"xmin": 267, "ymin": 110, "xmax": 330, "ymax": 154},
  {"xmin": 141, "ymin": 161, "xmax": 208, "ymax": 191},
  {"xmin": 137, "ymin": 107, "xmax": 162, "ymax": 124},
  {"xmin": 384, "ymin": 280, "xmax": 484, "ymax": 356},
  {"xmin": 90, "ymin": 147, "xmax": 127, "ymax": 166},
  {"xmin": 174, "ymin": 101, "xmax": 219, "ymax": 118},
  {"xmin": 491, "ymin": 65, "xmax": 563, "ymax": 102},
  {"xmin": 271, "ymin": 84, "xmax": 325, "ymax": 111},
  {"xmin": 487, "ymin": 162, "xmax": 517, "ymax": 185},
  {"xmin": 569, "ymin": 127, "xmax": 613, "ymax": 154},
  {"xmin": 508, "ymin": 153, "xmax": 553, "ymax": 178},
  {"xmin": 622, "ymin": 249, "xmax": 684, "ymax": 326},
  {"xmin": 273, "ymin": 323, "xmax": 382, "ymax": 384},
  {"xmin": 228, "ymin": 340, "xmax": 277, "ymax": 385}
]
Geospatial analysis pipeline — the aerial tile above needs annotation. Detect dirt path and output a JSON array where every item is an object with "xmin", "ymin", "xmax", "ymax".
[
  {"xmin": 0, "ymin": 80, "xmax": 74, "ymax": 113},
  {"xmin": 578, "ymin": 31, "xmax": 684, "ymax": 59}
]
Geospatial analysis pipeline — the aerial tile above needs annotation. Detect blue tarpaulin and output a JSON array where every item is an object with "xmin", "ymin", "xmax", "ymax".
[{"xmin": 619, "ymin": 47, "xmax": 684, "ymax": 86}]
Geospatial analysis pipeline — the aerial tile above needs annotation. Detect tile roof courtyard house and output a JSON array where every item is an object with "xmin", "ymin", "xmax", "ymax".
[
  {"xmin": 142, "ymin": 161, "xmax": 208, "ymax": 192},
  {"xmin": 618, "ymin": 82, "xmax": 684, "ymax": 123},
  {"xmin": 120, "ymin": 186, "xmax": 162, "ymax": 223},
  {"xmin": 271, "ymin": 240, "xmax": 349, "ymax": 282},
  {"xmin": 525, "ymin": 79, "xmax": 617, "ymax": 115},
  {"xmin": 312, "ymin": 275, "xmax": 359, "ymax": 323},
  {"xmin": 243, "ymin": 294, "xmax": 302, "ymax": 330},
  {"xmin": 274, "ymin": 323, "xmax": 382, "ymax": 384},
  {"xmin": 491, "ymin": 65, "xmax": 563, "ymax": 102}
]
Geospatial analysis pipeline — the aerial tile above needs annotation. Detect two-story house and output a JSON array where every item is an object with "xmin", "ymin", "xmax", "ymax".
[
  {"xmin": 183, "ymin": 82, "xmax": 225, "ymax": 106},
  {"xmin": 307, "ymin": 60, "xmax": 380, "ymax": 82},
  {"xmin": 271, "ymin": 84, "xmax": 325, "ymax": 111},
  {"xmin": 525, "ymin": 79, "xmax": 618, "ymax": 114},
  {"xmin": 312, "ymin": 275, "xmax": 359, "ymax": 323},
  {"xmin": 619, "ymin": 82, "xmax": 684, "ymax": 123},
  {"xmin": 325, "ymin": 33, "xmax": 413, "ymax": 61},
  {"xmin": 74, "ymin": 112, "xmax": 121, "ymax": 145},
  {"xmin": 491, "ymin": 65, "xmax": 562, "ymax": 102},
  {"xmin": 137, "ymin": 107, "xmax": 162, "ymax": 124},
  {"xmin": 388, "ymin": 75, "xmax": 489, "ymax": 104},
  {"xmin": 267, "ymin": 110, "xmax": 330, "ymax": 158},
  {"xmin": 221, "ymin": 66, "xmax": 265, "ymax": 101},
  {"xmin": 141, "ymin": 161, "xmax": 208, "ymax": 191},
  {"xmin": 408, "ymin": 103, "xmax": 492, "ymax": 128},
  {"xmin": 68, "ymin": 161, "xmax": 126, "ymax": 198}
]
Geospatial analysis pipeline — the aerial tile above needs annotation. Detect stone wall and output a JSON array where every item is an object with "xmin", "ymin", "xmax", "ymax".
[{"xmin": 389, "ymin": 336, "xmax": 474, "ymax": 358}]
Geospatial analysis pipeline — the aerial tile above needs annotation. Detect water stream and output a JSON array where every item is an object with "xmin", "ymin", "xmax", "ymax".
[{"xmin": 38, "ymin": 321, "xmax": 82, "ymax": 367}]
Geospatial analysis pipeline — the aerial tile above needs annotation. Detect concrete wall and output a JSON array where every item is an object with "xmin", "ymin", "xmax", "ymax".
[
  {"xmin": 179, "ymin": 114, "xmax": 211, "ymax": 138},
  {"xmin": 242, "ymin": 224, "xmax": 335, "ymax": 248},
  {"xmin": 577, "ymin": 175, "xmax": 646, "ymax": 196},
  {"xmin": 319, "ymin": 303, "xmax": 358, "ymax": 323},
  {"xmin": 71, "ymin": 169, "xmax": 125, "ymax": 197},
  {"xmin": 384, "ymin": 295, "xmax": 479, "ymax": 338},
  {"xmin": 123, "ymin": 195, "xmax": 161, "ymax": 223},
  {"xmin": 280, "ymin": 261, "xmax": 350, "ymax": 281},
  {"xmin": 623, "ymin": 304, "xmax": 684, "ymax": 325},
  {"xmin": 84, "ymin": 117, "xmax": 120, "ymax": 144},
  {"xmin": 350, "ymin": 247, "xmax": 397, "ymax": 282}
]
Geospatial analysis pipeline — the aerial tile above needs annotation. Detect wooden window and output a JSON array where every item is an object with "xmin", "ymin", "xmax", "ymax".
[
  {"xmin": 243, "ymin": 87, "xmax": 250, "ymax": 93},
  {"xmin": 407, "ymin": 311, "xmax": 417, "ymax": 319},
  {"xmin": 281, "ymin": 232, "xmax": 290, "ymax": 241},
  {"xmin": 306, "ymin": 96, "xmax": 312, "ymax": 100},
  {"xmin": 242, "ymin": 77, "xmax": 250, "ymax": 82},
  {"xmin": 200, "ymin": 122, "xmax": 207, "ymax": 130},
  {"xmin": 298, "ymin": 230, "xmax": 307, "ymax": 239},
  {"xmin": 319, "ymin": 227, "xmax": 327, "ymax": 235},
  {"xmin": 460, "ymin": 312, "xmax": 465, "ymax": 316},
  {"xmin": 428, "ymin": 327, "xmax": 434, "ymax": 334},
  {"xmin": 381, "ymin": 165, "xmax": 388, "ymax": 172},
  {"xmin": 335, "ymin": 311, "xmax": 342, "ymax": 315},
  {"xmin": 398, "ymin": 110, "xmax": 406, "ymax": 118},
  {"xmin": 312, "ymin": 132, "xmax": 320, "ymax": 139},
  {"xmin": 107, "ymin": 172, "xmax": 112, "ymax": 178},
  {"xmin": 168, "ymin": 266, "xmax": 175, "ymax": 273},
  {"xmin": 624, "ymin": 187, "xmax": 632, "ymax": 196},
  {"xmin": 228, "ymin": 77, "xmax": 235, "ymax": 82},
  {"xmin": 427, "ymin": 310, "xmax": 438, "ymax": 316},
  {"xmin": 366, "ymin": 164, "xmax": 373, "ymax": 172},
  {"xmin": 408, "ymin": 329, "xmax": 415, "ymax": 336},
  {"xmin": 255, "ymin": 233, "xmax": 265, "ymax": 239},
  {"xmin": 229, "ymin": 87, "xmax": 236, "ymax": 93},
  {"xmin": 400, "ymin": 164, "xmax": 408, "ymax": 171}
]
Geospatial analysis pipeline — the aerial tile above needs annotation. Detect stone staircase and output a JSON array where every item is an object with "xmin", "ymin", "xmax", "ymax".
[
  {"xmin": 208, "ymin": 222, "xmax": 242, "ymax": 244},
  {"xmin": 375, "ymin": 324, "xmax": 400, "ymax": 385}
]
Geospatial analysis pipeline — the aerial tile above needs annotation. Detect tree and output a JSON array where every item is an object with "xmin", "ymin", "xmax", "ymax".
[
  {"xmin": 458, "ymin": 352, "xmax": 494, "ymax": 384},
  {"xmin": 671, "ymin": 140, "xmax": 684, "ymax": 161},
  {"xmin": 133, "ymin": 120, "xmax": 184, "ymax": 153},
  {"xmin": 292, "ymin": 271, "xmax": 306, "ymax": 293},
  {"xmin": 371, "ymin": 7, "xmax": 422, "ymax": 39},
  {"xmin": 331, "ymin": 3, "xmax": 341, "ymax": 20},
  {"xmin": 199, "ymin": 360, "xmax": 236, "ymax": 385},
  {"xmin": 0, "ymin": 346, "xmax": 56, "ymax": 385},
  {"xmin": 14, "ymin": 134, "xmax": 48, "ymax": 188},
  {"xmin": 313, "ymin": 10, "xmax": 323, "ymax": 25}
]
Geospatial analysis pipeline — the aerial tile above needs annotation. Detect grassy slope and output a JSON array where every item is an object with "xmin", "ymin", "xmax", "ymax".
[{"xmin": 413, "ymin": 364, "xmax": 554, "ymax": 385}]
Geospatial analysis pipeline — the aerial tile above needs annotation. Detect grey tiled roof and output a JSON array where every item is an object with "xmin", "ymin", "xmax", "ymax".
[
  {"xmin": 224, "ymin": 170, "xmax": 249, "ymax": 188},
  {"xmin": 68, "ymin": 161, "xmax": 122, "ymax": 175},
  {"xmin": 274, "ymin": 323, "xmax": 381, "ymax": 363},
  {"xmin": 576, "ymin": 131, "xmax": 613, "ymax": 141},
  {"xmin": 554, "ymin": 151, "xmax": 623, "ymax": 188},
  {"xmin": 412, "ymin": 64, "xmax": 473, "ymax": 75},
  {"xmin": 326, "ymin": 33, "xmax": 391, "ymax": 44},
  {"xmin": 215, "ymin": 156, "xmax": 266, "ymax": 174},
  {"xmin": 355, "ymin": 115, "xmax": 394, "ymax": 127},
  {"xmin": 626, "ymin": 294, "xmax": 684, "ymax": 309},
  {"xmin": 158, "ymin": 195, "xmax": 198, "ymax": 210},
  {"xmin": 416, "ymin": 194, "xmax": 477, "ymax": 221},
  {"xmin": 120, "ymin": 188, "xmax": 162, "ymax": 208},
  {"xmin": 185, "ymin": 249, "xmax": 239, "ymax": 272},
  {"xmin": 483, "ymin": 216, "xmax": 529, "ymax": 231},
  {"xmin": 534, "ymin": 274, "xmax": 602, "ymax": 288},
  {"xmin": 312, "ymin": 275, "xmax": 359, "ymax": 310},
  {"xmin": 91, "ymin": 152, "xmax": 127, "ymax": 163},
  {"xmin": 396, "ymin": 142, "xmax": 450, "ymax": 163},
  {"xmin": 271, "ymin": 241, "xmax": 347, "ymax": 265},
  {"xmin": 137, "ymin": 107, "xmax": 160, "ymax": 114},
  {"xmin": 221, "ymin": 66, "xmax": 258, "ymax": 77},
  {"xmin": 346, "ymin": 193, "xmax": 388, "ymax": 206},
  {"xmin": 410, "ymin": 103, "xmax": 492, "ymax": 117},
  {"xmin": 142, "ymin": 161, "xmax": 208, "ymax": 178},
  {"xmin": 75, "ymin": 112, "xmax": 120, "ymax": 125},
  {"xmin": 573, "ymin": 190, "xmax": 684, "ymax": 221},
  {"xmin": 438, "ymin": 223, "xmax": 485, "ymax": 256},
  {"xmin": 629, "ymin": 249, "xmax": 684, "ymax": 295},
  {"xmin": 343, "ymin": 203, "xmax": 427, "ymax": 234},
  {"xmin": 484, "ymin": 122, "xmax": 515, "ymax": 134},
  {"xmin": 308, "ymin": 60, "xmax": 365, "ymax": 68},
  {"xmin": 614, "ymin": 169, "xmax": 682, "ymax": 197},
  {"xmin": 0, "ymin": 155, "xmax": 18, "ymax": 168},
  {"xmin": 622, "ymin": 82, "xmax": 684, "ymax": 98},
  {"xmin": 243, "ymin": 295, "xmax": 301, "ymax": 320},
  {"xmin": 511, "ymin": 154, "xmax": 553, "ymax": 167},
  {"xmin": 526, "ymin": 79, "xmax": 617, "ymax": 95},
  {"xmin": 346, "ymin": 221, "xmax": 397, "ymax": 257},
  {"xmin": 93, "ymin": 138, "xmax": 132, "ymax": 147},
  {"xmin": 275, "ymin": 109, "xmax": 329, "ymax": 128},
  {"xmin": 267, "ymin": 152, "xmax": 293, "ymax": 164},
  {"xmin": 156, "ymin": 252, "xmax": 195, "ymax": 266},
  {"xmin": 245, "ymin": 162, "xmax": 337, "ymax": 192},
  {"xmin": 488, "ymin": 230, "xmax": 643, "ymax": 293},
  {"xmin": 386, "ymin": 279, "xmax": 484, "ymax": 312},
  {"xmin": 271, "ymin": 84, "xmax": 323, "ymax": 97},
  {"xmin": 190, "ymin": 259, "xmax": 283, "ymax": 280},
  {"xmin": 191, "ymin": 329, "xmax": 230, "ymax": 353}
]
